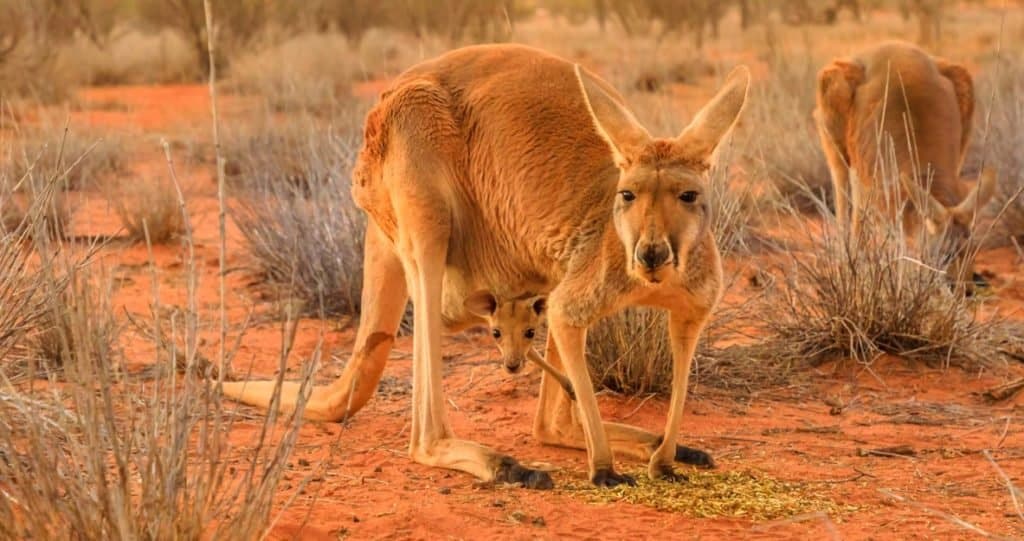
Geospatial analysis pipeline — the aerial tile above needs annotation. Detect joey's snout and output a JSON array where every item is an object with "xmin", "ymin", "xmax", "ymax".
[
  {"xmin": 503, "ymin": 357, "xmax": 525, "ymax": 374},
  {"xmin": 634, "ymin": 240, "xmax": 673, "ymax": 271}
]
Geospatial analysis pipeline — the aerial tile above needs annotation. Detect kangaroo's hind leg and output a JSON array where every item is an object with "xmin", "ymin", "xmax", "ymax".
[
  {"xmin": 221, "ymin": 220, "xmax": 408, "ymax": 422},
  {"xmin": 387, "ymin": 81, "xmax": 552, "ymax": 489}
]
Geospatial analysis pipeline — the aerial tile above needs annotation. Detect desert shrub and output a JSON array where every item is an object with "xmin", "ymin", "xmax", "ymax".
[
  {"xmin": 0, "ymin": 145, "xmax": 314, "ymax": 538},
  {"xmin": 0, "ymin": 123, "xmax": 123, "ymax": 191},
  {"xmin": 106, "ymin": 175, "xmax": 186, "ymax": 244},
  {"xmin": 136, "ymin": 0, "xmax": 280, "ymax": 76},
  {"xmin": 227, "ymin": 111, "xmax": 369, "ymax": 318},
  {"xmin": 57, "ymin": 28, "xmax": 201, "ymax": 86},
  {"xmin": 747, "ymin": 187, "xmax": 1015, "ymax": 372},
  {"xmin": 230, "ymin": 32, "xmax": 358, "ymax": 113},
  {"xmin": 0, "ymin": 0, "xmax": 108, "ymax": 100},
  {"xmin": 971, "ymin": 55, "xmax": 1024, "ymax": 246}
]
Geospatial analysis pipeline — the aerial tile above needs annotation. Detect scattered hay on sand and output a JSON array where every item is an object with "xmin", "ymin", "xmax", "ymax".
[{"xmin": 559, "ymin": 469, "xmax": 858, "ymax": 521}]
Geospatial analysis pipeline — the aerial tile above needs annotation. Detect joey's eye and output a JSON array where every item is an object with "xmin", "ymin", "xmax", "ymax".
[
  {"xmin": 678, "ymin": 191, "xmax": 699, "ymax": 203},
  {"xmin": 524, "ymin": 328, "xmax": 535, "ymax": 339},
  {"xmin": 492, "ymin": 329, "xmax": 502, "ymax": 339},
  {"xmin": 619, "ymin": 190, "xmax": 636, "ymax": 202}
]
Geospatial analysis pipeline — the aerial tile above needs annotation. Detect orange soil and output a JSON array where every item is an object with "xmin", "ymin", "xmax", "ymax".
[{"xmin": 37, "ymin": 80, "xmax": 1024, "ymax": 540}]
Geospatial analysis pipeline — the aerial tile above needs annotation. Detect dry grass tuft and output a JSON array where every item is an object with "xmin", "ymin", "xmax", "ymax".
[{"xmin": 106, "ymin": 176, "xmax": 186, "ymax": 243}]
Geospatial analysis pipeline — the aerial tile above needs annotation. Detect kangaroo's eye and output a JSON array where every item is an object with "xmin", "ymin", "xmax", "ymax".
[
  {"xmin": 524, "ymin": 328, "xmax": 535, "ymax": 339},
  {"xmin": 619, "ymin": 190, "xmax": 636, "ymax": 202},
  {"xmin": 492, "ymin": 329, "xmax": 502, "ymax": 339},
  {"xmin": 678, "ymin": 191, "xmax": 699, "ymax": 203}
]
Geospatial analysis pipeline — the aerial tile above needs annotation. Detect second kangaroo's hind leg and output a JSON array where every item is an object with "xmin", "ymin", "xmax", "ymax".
[
  {"xmin": 815, "ymin": 59, "xmax": 864, "ymax": 237},
  {"xmin": 221, "ymin": 220, "xmax": 408, "ymax": 421},
  {"xmin": 387, "ymin": 81, "xmax": 552, "ymax": 489}
]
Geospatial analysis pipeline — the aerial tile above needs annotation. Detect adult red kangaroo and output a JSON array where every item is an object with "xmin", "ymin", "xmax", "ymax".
[
  {"xmin": 814, "ymin": 40, "xmax": 996, "ymax": 287},
  {"xmin": 223, "ymin": 44, "xmax": 750, "ymax": 488}
]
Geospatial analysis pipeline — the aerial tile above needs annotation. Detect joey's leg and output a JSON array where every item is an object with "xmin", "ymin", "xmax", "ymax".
[
  {"xmin": 647, "ymin": 312, "xmax": 709, "ymax": 481},
  {"xmin": 222, "ymin": 220, "xmax": 407, "ymax": 421}
]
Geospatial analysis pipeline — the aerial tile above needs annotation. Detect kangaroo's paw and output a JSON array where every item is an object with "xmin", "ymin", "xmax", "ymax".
[
  {"xmin": 494, "ymin": 456, "xmax": 554, "ymax": 490},
  {"xmin": 675, "ymin": 444, "xmax": 715, "ymax": 468},
  {"xmin": 651, "ymin": 463, "xmax": 688, "ymax": 483},
  {"xmin": 591, "ymin": 468, "xmax": 636, "ymax": 488}
]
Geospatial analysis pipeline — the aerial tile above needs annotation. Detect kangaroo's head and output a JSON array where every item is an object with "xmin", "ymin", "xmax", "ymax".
[
  {"xmin": 575, "ymin": 64, "xmax": 750, "ymax": 284},
  {"xmin": 465, "ymin": 291, "xmax": 546, "ymax": 374},
  {"xmin": 902, "ymin": 168, "xmax": 997, "ymax": 292}
]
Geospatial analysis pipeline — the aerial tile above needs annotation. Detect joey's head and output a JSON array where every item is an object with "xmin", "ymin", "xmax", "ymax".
[
  {"xmin": 901, "ymin": 169, "xmax": 997, "ymax": 292},
  {"xmin": 465, "ymin": 291, "xmax": 546, "ymax": 374},
  {"xmin": 575, "ymin": 64, "xmax": 750, "ymax": 284}
]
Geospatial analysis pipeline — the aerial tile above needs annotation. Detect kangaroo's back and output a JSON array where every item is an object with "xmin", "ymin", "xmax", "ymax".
[
  {"xmin": 849, "ymin": 41, "xmax": 964, "ymax": 202},
  {"xmin": 353, "ymin": 45, "xmax": 622, "ymax": 286}
]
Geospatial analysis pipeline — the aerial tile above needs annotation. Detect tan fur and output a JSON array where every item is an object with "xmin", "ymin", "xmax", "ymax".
[
  {"xmin": 222, "ymin": 44, "xmax": 749, "ymax": 487},
  {"xmin": 814, "ymin": 40, "xmax": 997, "ymax": 286}
]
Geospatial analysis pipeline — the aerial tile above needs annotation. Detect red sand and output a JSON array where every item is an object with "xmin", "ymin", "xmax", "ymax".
[{"xmin": 33, "ymin": 83, "xmax": 1024, "ymax": 540}]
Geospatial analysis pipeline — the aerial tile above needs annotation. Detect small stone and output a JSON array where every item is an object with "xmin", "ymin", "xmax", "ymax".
[
  {"xmin": 438, "ymin": 487, "xmax": 451, "ymax": 495},
  {"xmin": 531, "ymin": 516, "xmax": 546, "ymax": 527},
  {"xmin": 492, "ymin": 499, "xmax": 506, "ymax": 508},
  {"xmin": 298, "ymin": 458, "xmax": 311, "ymax": 467},
  {"xmin": 373, "ymin": 465, "xmax": 383, "ymax": 473}
]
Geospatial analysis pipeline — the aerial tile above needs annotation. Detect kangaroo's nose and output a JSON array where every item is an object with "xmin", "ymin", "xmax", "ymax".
[{"xmin": 636, "ymin": 242, "xmax": 671, "ymax": 270}]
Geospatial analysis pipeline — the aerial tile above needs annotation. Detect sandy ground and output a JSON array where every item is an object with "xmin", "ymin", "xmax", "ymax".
[{"xmin": 24, "ymin": 60, "xmax": 1024, "ymax": 540}]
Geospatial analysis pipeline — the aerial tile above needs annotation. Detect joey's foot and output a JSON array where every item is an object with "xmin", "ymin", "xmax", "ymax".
[
  {"xmin": 675, "ymin": 445, "xmax": 715, "ymax": 468},
  {"xmin": 591, "ymin": 468, "xmax": 636, "ymax": 488},
  {"xmin": 651, "ymin": 463, "xmax": 688, "ymax": 483},
  {"xmin": 494, "ymin": 456, "xmax": 553, "ymax": 490}
]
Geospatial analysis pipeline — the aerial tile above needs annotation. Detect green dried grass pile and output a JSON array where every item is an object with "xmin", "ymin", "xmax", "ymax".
[{"xmin": 560, "ymin": 469, "xmax": 857, "ymax": 521}]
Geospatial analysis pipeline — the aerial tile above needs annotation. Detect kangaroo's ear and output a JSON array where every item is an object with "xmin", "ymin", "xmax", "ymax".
[
  {"xmin": 575, "ymin": 63, "xmax": 651, "ymax": 168},
  {"xmin": 675, "ymin": 65, "xmax": 751, "ymax": 163},
  {"xmin": 464, "ymin": 291, "xmax": 497, "ymax": 317},
  {"xmin": 951, "ymin": 168, "xmax": 997, "ymax": 223},
  {"xmin": 530, "ymin": 296, "xmax": 547, "ymax": 316}
]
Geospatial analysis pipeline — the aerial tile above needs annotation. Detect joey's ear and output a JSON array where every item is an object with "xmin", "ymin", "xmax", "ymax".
[
  {"xmin": 575, "ymin": 63, "xmax": 651, "ymax": 167},
  {"xmin": 464, "ymin": 290, "xmax": 497, "ymax": 317},
  {"xmin": 530, "ymin": 296, "xmax": 547, "ymax": 316},
  {"xmin": 675, "ymin": 65, "xmax": 751, "ymax": 163}
]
